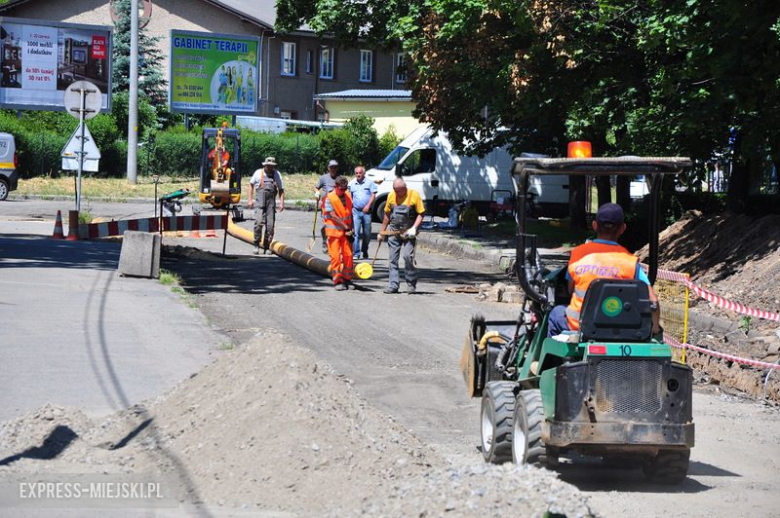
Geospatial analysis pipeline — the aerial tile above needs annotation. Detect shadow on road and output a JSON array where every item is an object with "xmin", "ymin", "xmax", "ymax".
[
  {"xmin": 0, "ymin": 235, "xmax": 120, "ymax": 271},
  {"xmin": 164, "ymin": 246, "xmax": 507, "ymax": 297},
  {"xmin": 688, "ymin": 460, "xmax": 740, "ymax": 477},
  {"xmin": 0, "ymin": 425, "xmax": 78, "ymax": 466},
  {"xmin": 556, "ymin": 461, "xmax": 714, "ymax": 494}
]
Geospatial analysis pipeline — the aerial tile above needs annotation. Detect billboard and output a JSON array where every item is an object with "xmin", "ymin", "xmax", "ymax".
[
  {"xmin": 0, "ymin": 17, "xmax": 112, "ymax": 112},
  {"xmin": 169, "ymin": 30, "xmax": 260, "ymax": 115}
]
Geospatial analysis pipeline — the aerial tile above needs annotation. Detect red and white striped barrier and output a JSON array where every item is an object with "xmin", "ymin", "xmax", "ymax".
[
  {"xmin": 79, "ymin": 215, "xmax": 227, "ymax": 239},
  {"xmin": 665, "ymin": 333, "xmax": 780, "ymax": 370},
  {"xmin": 684, "ymin": 282, "xmax": 780, "ymax": 324},
  {"xmin": 646, "ymin": 265, "xmax": 780, "ymax": 324}
]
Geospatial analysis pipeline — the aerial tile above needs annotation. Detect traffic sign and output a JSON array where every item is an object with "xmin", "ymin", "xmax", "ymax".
[
  {"xmin": 61, "ymin": 122, "xmax": 101, "ymax": 172},
  {"xmin": 64, "ymin": 81, "xmax": 103, "ymax": 120}
]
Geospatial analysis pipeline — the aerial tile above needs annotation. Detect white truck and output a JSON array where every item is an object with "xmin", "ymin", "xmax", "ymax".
[{"xmin": 365, "ymin": 126, "xmax": 569, "ymax": 221}]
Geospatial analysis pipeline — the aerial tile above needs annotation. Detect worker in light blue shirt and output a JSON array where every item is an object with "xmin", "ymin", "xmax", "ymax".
[{"xmin": 348, "ymin": 165, "xmax": 377, "ymax": 259}]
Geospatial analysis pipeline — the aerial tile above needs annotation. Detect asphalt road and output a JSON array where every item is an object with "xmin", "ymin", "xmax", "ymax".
[
  {"xmin": 2, "ymin": 198, "xmax": 778, "ymax": 517},
  {"xmin": 0, "ymin": 199, "xmax": 223, "ymax": 422}
]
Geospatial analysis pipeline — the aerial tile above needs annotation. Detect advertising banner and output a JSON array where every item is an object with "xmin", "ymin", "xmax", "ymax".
[
  {"xmin": 169, "ymin": 30, "xmax": 260, "ymax": 115},
  {"xmin": 0, "ymin": 17, "xmax": 112, "ymax": 111}
]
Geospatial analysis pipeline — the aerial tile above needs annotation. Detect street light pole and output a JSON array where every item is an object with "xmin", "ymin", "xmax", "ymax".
[{"xmin": 127, "ymin": 0, "xmax": 139, "ymax": 184}]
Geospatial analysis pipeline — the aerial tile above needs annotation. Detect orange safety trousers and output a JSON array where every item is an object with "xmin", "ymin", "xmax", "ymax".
[{"xmin": 327, "ymin": 235, "xmax": 354, "ymax": 285}]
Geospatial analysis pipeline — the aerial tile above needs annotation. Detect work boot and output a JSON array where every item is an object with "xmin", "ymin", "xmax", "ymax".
[
  {"xmin": 383, "ymin": 287, "xmax": 398, "ymax": 294},
  {"xmin": 253, "ymin": 246, "xmax": 260, "ymax": 255},
  {"xmin": 335, "ymin": 283, "xmax": 347, "ymax": 291},
  {"xmin": 407, "ymin": 284, "xmax": 417, "ymax": 295}
]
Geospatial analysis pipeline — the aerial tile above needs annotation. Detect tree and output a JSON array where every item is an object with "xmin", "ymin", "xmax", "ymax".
[
  {"xmin": 343, "ymin": 115, "xmax": 381, "ymax": 167},
  {"xmin": 277, "ymin": 0, "xmax": 780, "ymax": 216},
  {"xmin": 111, "ymin": 0, "xmax": 167, "ymax": 101}
]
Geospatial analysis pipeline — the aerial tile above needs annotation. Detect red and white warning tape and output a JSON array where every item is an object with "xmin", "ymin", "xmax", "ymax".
[
  {"xmin": 654, "ymin": 268, "xmax": 689, "ymax": 283},
  {"xmin": 684, "ymin": 281, "xmax": 780, "ymax": 324},
  {"xmin": 665, "ymin": 333, "xmax": 780, "ymax": 370},
  {"xmin": 79, "ymin": 215, "xmax": 227, "ymax": 239},
  {"xmin": 648, "ymin": 265, "xmax": 780, "ymax": 324}
]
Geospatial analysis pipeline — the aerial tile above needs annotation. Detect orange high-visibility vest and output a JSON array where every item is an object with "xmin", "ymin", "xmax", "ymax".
[
  {"xmin": 566, "ymin": 251, "xmax": 639, "ymax": 330},
  {"xmin": 323, "ymin": 191, "xmax": 353, "ymax": 237},
  {"xmin": 569, "ymin": 240, "xmax": 631, "ymax": 264}
]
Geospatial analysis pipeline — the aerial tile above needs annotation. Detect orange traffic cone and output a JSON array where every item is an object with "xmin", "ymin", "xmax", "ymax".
[
  {"xmin": 51, "ymin": 210, "xmax": 64, "ymax": 239},
  {"xmin": 205, "ymin": 228, "xmax": 217, "ymax": 238},
  {"xmin": 66, "ymin": 210, "xmax": 80, "ymax": 241},
  {"xmin": 190, "ymin": 227, "xmax": 201, "ymax": 238}
]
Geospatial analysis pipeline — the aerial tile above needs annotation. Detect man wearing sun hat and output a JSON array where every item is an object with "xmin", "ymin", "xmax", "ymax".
[
  {"xmin": 248, "ymin": 156, "xmax": 285, "ymax": 254},
  {"xmin": 547, "ymin": 202, "xmax": 661, "ymax": 337}
]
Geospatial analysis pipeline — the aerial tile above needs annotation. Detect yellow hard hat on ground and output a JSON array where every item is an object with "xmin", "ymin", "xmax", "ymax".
[{"xmin": 355, "ymin": 262, "xmax": 373, "ymax": 280}]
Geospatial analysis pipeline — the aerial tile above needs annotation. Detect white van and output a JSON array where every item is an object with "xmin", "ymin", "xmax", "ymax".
[
  {"xmin": 365, "ymin": 127, "xmax": 568, "ymax": 221},
  {"xmin": 0, "ymin": 133, "xmax": 18, "ymax": 201}
]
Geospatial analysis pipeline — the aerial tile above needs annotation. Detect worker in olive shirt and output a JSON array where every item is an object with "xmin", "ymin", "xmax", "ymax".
[
  {"xmin": 248, "ymin": 156, "xmax": 285, "ymax": 254},
  {"xmin": 379, "ymin": 178, "xmax": 425, "ymax": 294},
  {"xmin": 315, "ymin": 159, "xmax": 340, "ymax": 253}
]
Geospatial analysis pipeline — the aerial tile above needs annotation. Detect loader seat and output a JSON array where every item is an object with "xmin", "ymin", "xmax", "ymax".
[{"xmin": 578, "ymin": 279, "xmax": 653, "ymax": 342}]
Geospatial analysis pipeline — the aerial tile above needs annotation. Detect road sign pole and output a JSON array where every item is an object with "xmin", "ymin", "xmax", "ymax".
[
  {"xmin": 77, "ymin": 89, "xmax": 86, "ymax": 212},
  {"xmin": 127, "ymin": 0, "xmax": 139, "ymax": 185},
  {"xmin": 62, "ymin": 81, "xmax": 102, "ymax": 207}
]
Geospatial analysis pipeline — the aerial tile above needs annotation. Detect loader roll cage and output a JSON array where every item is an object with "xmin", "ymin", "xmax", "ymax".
[{"xmin": 510, "ymin": 157, "xmax": 692, "ymax": 309}]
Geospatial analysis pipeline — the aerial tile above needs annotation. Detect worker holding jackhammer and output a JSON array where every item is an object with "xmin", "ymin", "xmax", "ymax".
[
  {"xmin": 248, "ymin": 156, "xmax": 285, "ymax": 254},
  {"xmin": 315, "ymin": 159, "xmax": 340, "ymax": 253},
  {"xmin": 547, "ymin": 203, "xmax": 661, "ymax": 337},
  {"xmin": 323, "ymin": 176, "xmax": 355, "ymax": 290},
  {"xmin": 380, "ymin": 177, "xmax": 425, "ymax": 294}
]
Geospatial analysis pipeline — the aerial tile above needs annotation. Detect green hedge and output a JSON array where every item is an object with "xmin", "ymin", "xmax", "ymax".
[
  {"xmin": 242, "ymin": 131, "xmax": 319, "ymax": 174},
  {"xmin": 149, "ymin": 131, "xmax": 200, "ymax": 177},
  {"xmin": 0, "ymin": 108, "xmax": 391, "ymax": 178}
]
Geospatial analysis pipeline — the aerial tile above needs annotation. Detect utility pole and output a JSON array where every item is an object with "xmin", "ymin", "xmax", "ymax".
[{"xmin": 127, "ymin": 0, "xmax": 139, "ymax": 184}]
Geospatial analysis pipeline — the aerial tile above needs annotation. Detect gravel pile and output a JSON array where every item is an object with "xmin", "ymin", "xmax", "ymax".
[{"xmin": 0, "ymin": 333, "xmax": 591, "ymax": 515}]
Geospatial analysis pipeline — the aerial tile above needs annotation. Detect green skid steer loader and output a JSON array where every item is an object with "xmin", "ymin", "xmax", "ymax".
[{"xmin": 460, "ymin": 156, "xmax": 694, "ymax": 484}]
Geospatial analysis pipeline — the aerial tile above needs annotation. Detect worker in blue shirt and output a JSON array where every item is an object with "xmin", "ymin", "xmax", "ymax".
[{"xmin": 348, "ymin": 165, "xmax": 377, "ymax": 259}]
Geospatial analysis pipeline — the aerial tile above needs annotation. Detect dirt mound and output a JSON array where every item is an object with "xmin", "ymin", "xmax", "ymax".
[
  {"xmin": 639, "ymin": 211, "xmax": 780, "ymax": 400},
  {"xmin": 0, "ymin": 333, "xmax": 591, "ymax": 515}
]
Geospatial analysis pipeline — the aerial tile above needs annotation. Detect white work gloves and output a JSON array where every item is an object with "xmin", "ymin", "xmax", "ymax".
[
  {"xmin": 314, "ymin": 190, "xmax": 321, "ymax": 199},
  {"xmin": 403, "ymin": 227, "xmax": 418, "ymax": 238}
]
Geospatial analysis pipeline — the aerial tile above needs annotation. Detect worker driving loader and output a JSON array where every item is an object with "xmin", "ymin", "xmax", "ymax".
[
  {"xmin": 547, "ymin": 202, "xmax": 661, "ymax": 339},
  {"xmin": 461, "ymin": 149, "xmax": 695, "ymax": 485},
  {"xmin": 198, "ymin": 123, "xmax": 242, "ymax": 216},
  {"xmin": 209, "ymin": 122, "xmax": 232, "ymax": 192}
]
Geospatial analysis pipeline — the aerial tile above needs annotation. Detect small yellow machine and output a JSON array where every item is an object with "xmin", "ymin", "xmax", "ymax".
[{"xmin": 198, "ymin": 123, "xmax": 242, "ymax": 210}]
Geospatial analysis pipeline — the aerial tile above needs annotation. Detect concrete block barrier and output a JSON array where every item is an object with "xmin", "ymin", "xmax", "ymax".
[{"xmin": 118, "ymin": 231, "xmax": 161, "ymax": 279}]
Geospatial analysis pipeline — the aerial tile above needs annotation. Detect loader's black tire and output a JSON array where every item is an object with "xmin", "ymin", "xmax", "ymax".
[
  {"xmin": 512, "ymin": 389, "xmax": 549, "ymax": 467},
  {"xmin": 480, "ymin": 381, "xmax": 517, "ymax": 464},
  {"xmin": 643, "ymin": 449, "xmax": 690, "ymax": 485}
]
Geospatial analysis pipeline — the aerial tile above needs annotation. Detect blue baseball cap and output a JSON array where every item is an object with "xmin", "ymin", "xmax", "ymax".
[{"xmin": 596, "ymin": 203, "xmax": 624, "ymax": 226}]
